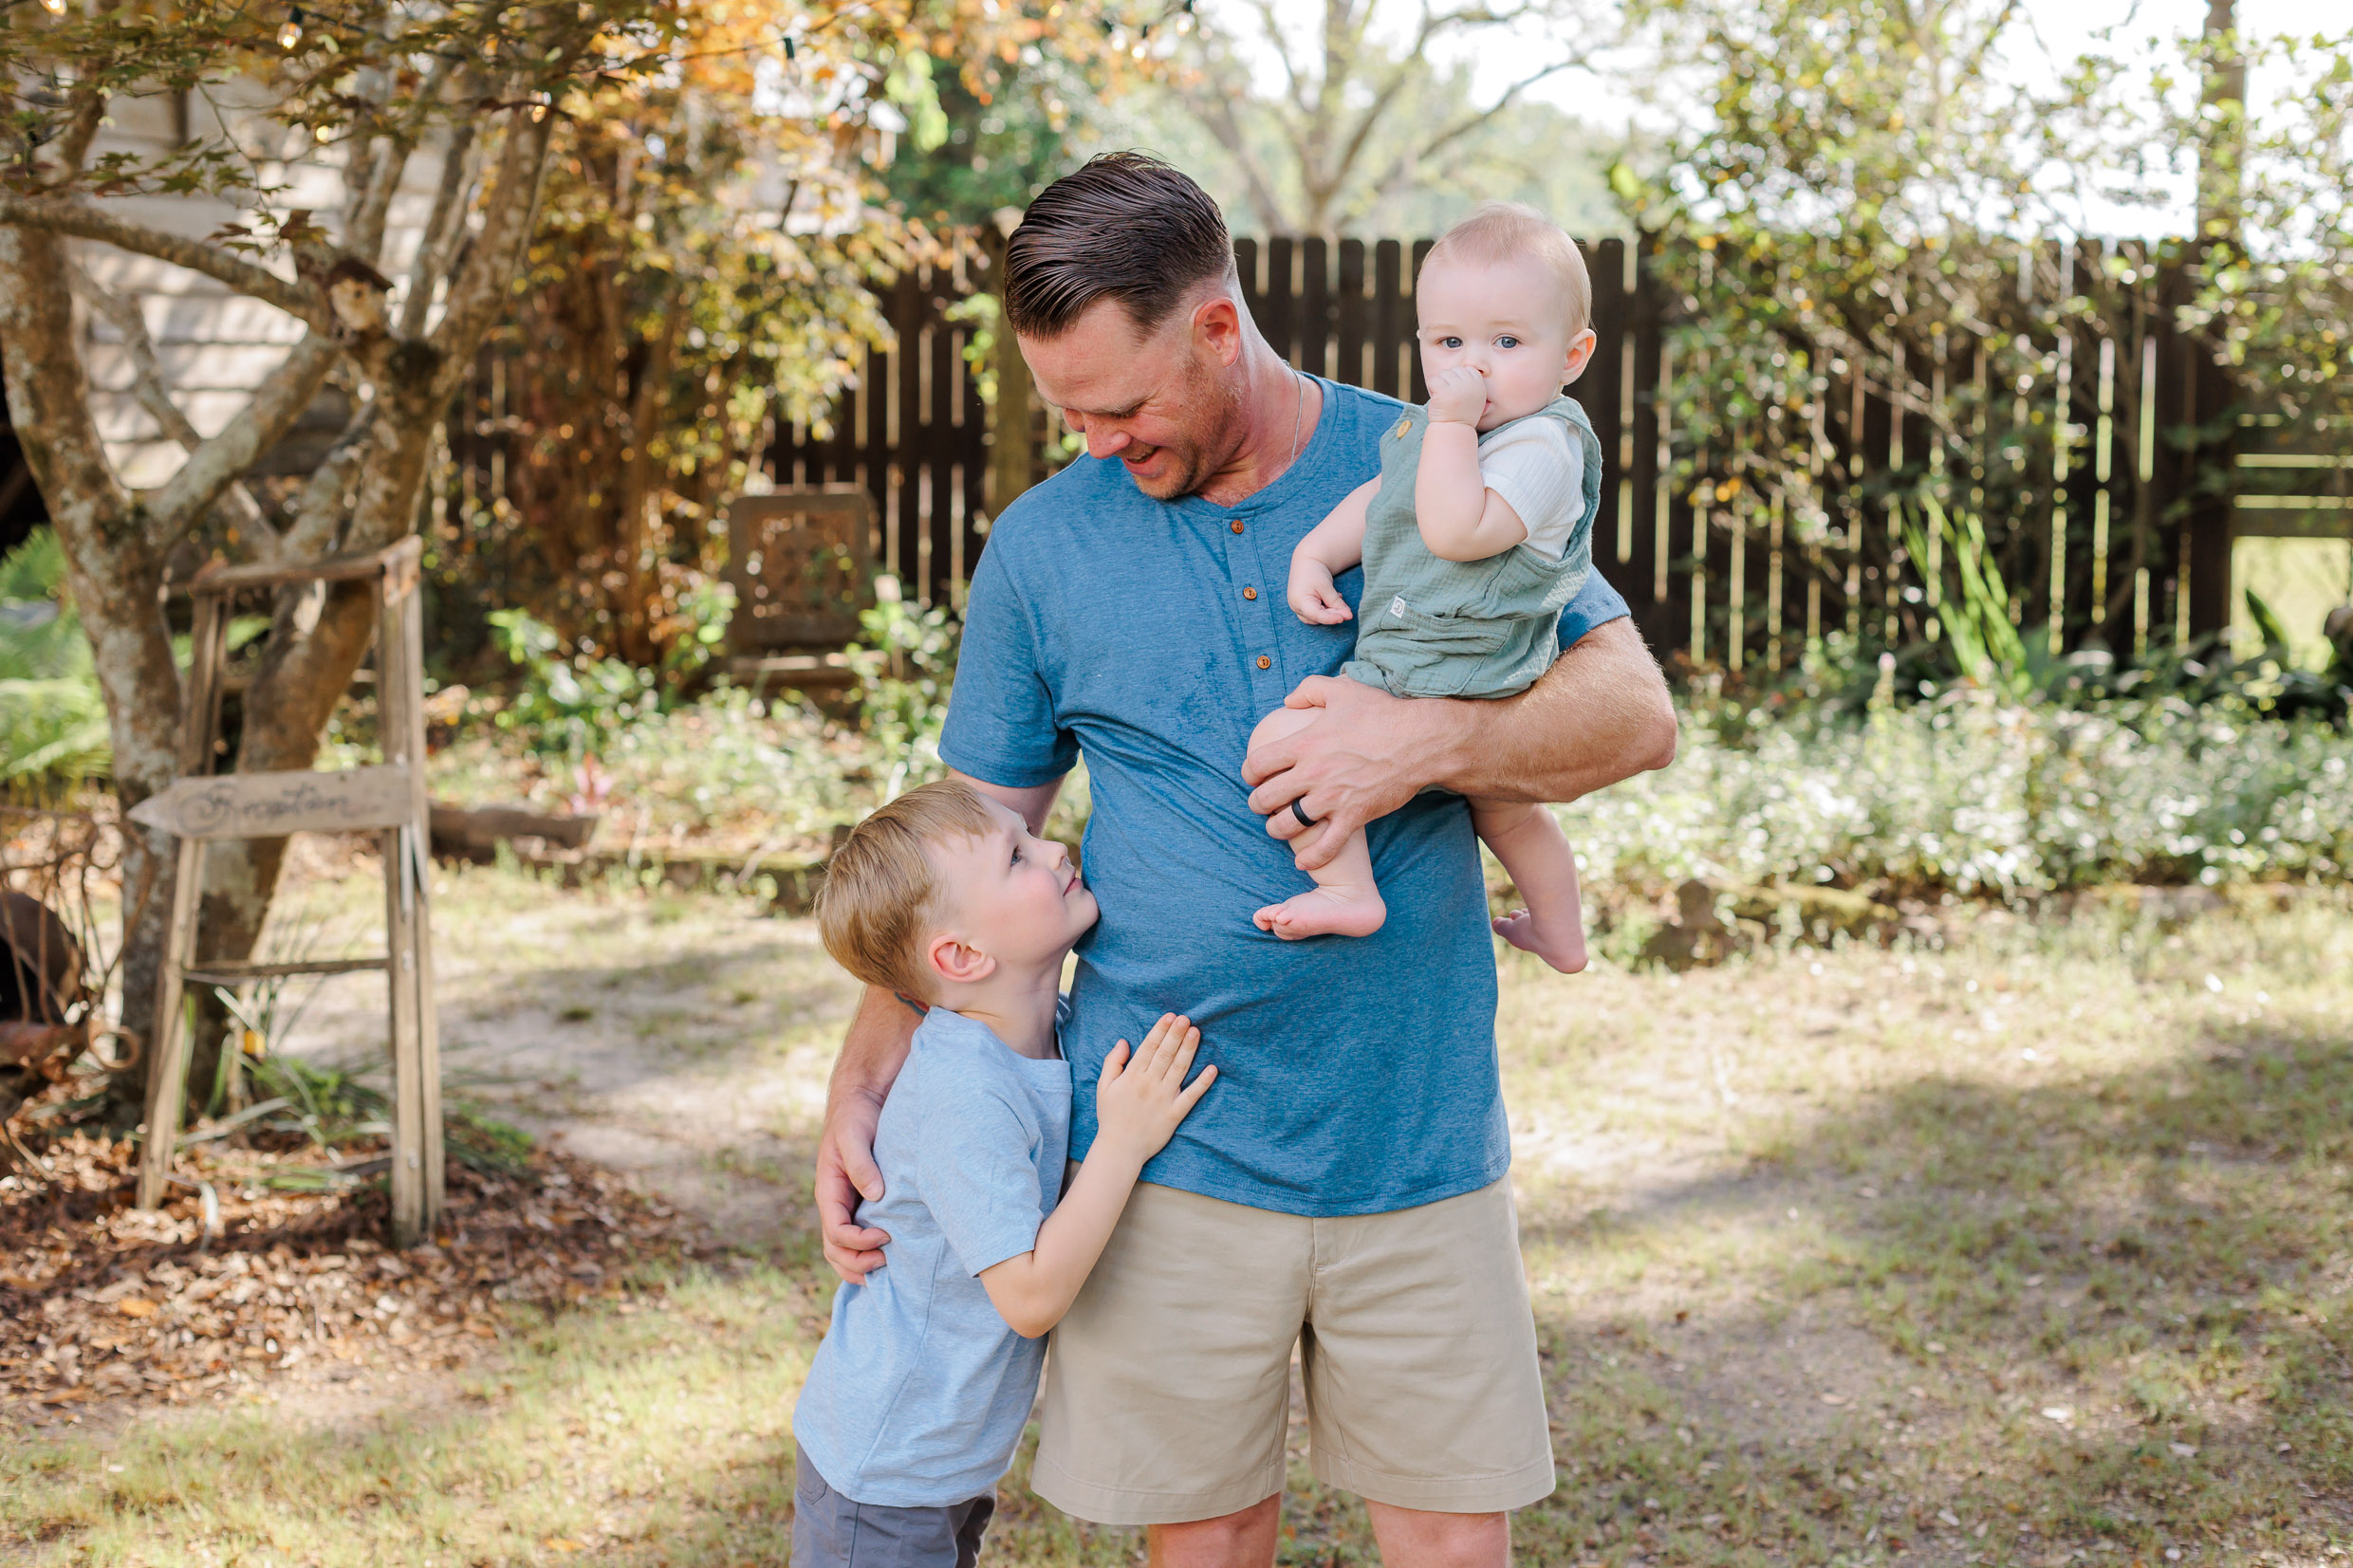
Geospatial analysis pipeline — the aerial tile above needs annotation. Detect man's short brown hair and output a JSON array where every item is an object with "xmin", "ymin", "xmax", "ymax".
[
  {"xmin": 1422, "ymin": 201, "xmax": 1593, "ymax": 338},
  {"xmin": 816, "ymin": 779, "xmax": 1001, "ymax": 999},
  {"xmin": 1002, "ymin": 152, "xmax": 1235, "ymax": 340}
]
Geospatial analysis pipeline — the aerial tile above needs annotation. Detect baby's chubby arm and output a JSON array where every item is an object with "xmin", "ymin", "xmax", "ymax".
[
  {"xmin": 1287, "ymin": 477, "xmax": 1379, "ymax": 625},
  {"xmin": 1417, "ymin": 367, "xmax": 1532, "ymax": 563},
  {"xmin": 977, "ymin": 1014, "xmax": 1215, "ymax": 1339}
]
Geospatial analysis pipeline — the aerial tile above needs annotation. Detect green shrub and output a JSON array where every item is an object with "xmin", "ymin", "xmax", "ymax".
[
  {"xmin": 1566, "ymin": 690, "xmax": 2353, "ymax": 899},
  {"xmin": 0, "ymin": 527, "xmax": 108, "ymax": 798}
]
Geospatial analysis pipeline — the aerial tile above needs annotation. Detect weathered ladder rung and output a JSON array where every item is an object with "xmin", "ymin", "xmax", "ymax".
[{"xmin": 182, "ymin": 957, "xmax": 390, "ymax": 985}]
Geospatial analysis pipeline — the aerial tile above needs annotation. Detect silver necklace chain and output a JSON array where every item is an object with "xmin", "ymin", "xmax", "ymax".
[{"xmin": 1277, "ymin": 368, "xmax": 1306, "ymax": 481}]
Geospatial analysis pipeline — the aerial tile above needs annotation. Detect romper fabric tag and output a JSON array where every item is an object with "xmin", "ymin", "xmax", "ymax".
[{"xmin": 1390, "ymin": 595, "xmax": 1410, "ymax": 618}]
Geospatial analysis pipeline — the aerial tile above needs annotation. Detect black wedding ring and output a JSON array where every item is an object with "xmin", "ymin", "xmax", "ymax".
[{"xmin": 1290, "ymin": 799, "xmax": 1319, "ymax": 829}]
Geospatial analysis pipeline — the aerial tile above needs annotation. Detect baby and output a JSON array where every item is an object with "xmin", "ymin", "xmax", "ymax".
[
  {"xmin": 1252, "ymin": 202, "xmax": 1601, "ymax": 973},
  {"xmin": 794, "ymin": 779, "xmax": 1214, "ymax": 1568}
]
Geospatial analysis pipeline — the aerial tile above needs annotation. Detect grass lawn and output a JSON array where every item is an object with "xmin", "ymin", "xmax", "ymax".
[{"xmin": 3, "ymin": 864, "xmax": 2348, "ymax": 1566}]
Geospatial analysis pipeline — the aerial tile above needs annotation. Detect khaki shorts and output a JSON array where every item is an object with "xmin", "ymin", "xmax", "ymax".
[{"xmin": 1031, "ymin": 1176, "xmax": 1554, "ymax": 1526}]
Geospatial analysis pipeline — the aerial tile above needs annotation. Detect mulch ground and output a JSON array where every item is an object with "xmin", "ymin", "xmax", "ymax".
[{"xmin": 1, "ymin": 1111, "xmax": 706, "ymax": 1424}]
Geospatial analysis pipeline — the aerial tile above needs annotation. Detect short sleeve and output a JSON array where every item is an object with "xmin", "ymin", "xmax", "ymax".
[
  {"xmin": 940, "ymin": 543, "xmax": 1079, "ymax": 789},
  {"xmin": 1479, "ymin": 422, "xmax": 1584, "ymax": 559},
  {"xmin": 1556, "ymin": 567, "xmax": 1631, "ymax": 649},
  {"xmin": 916, "ymin": 1088, "xmax": 1048, "ymax": 1277}
]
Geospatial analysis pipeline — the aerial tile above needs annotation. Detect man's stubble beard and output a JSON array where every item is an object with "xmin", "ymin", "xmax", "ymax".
[{"xmin": 1132, "ymin": 359, "xmax": 1246, "ymax": 502}]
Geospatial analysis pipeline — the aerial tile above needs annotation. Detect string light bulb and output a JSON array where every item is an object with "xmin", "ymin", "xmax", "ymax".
[
  {"xmin": 41, "ymin": 0, "xmax": 67, "ymax": 15},
  {"xmin": 277, "ymin": 9, "xmax": 304, "ymax": 49}
]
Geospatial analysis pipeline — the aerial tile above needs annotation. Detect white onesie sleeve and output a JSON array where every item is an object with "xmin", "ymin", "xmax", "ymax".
[{"xmin": 1476, "ymin": 418, "xmax": 1587, "ymax": 560}]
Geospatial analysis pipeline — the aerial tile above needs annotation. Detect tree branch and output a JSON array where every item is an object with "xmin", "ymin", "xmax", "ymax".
[
  {"xmin": 148, "ymin": 333, "xmax": 341, "ymax": 538},
  {"xmin": 429, "ymin": 104, "xmax": 557, "ymax": 393},
  {"xmin": 57, "ymin": 86, "xmax": 106, "ymax": 177},
  {"xmin": 0, "ymin": 194, "xmax": 338, "ymax": 336},
  {"xmin": 398, "ymin": 117, "xmax": 481, "ymax": 337},
  {"xmin": 71, "ymin": 266, "xmax": 272, "ymax": 544},
  {"xmin": 1184, "ymin": 69, "xmax": 1294, "ymax": 231}
]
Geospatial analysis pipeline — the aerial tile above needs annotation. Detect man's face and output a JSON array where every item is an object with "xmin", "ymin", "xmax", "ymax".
[
  {"xmin": 1019, "ymin": 294, "xmax": 1243, "ymax": 501},
  {"xmin": 927, "ymin": 797, "xmax": 1099, "ymax": 981}
]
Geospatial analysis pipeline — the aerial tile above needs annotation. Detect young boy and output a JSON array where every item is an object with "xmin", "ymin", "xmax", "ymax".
[
  {"xmin": 793, "ymin": 778, "xmax": 1214, "ymax": 1568},
  {"xmin": 1251, "ymin": 201, "xmax": 1601, "ymax": 973}
]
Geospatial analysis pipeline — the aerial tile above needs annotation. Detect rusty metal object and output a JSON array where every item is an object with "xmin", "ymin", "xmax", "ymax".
[{"xmin": 1, "ymin": 808, "xmax": 151, "ymax": 1133}]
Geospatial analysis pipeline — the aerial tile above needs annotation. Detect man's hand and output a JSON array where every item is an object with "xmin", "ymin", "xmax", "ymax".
[
  {"xmin": 1288, "ymin": 555, "xmax": 1354, "ymax": 625},
  {"xmin": 1243, "ymin": 675, "xmax": 1468, "ymax": 872},
  {"xmin": 1425, "ymin": 365, "xmax": 1489, "ymax": 428},
  {"xmin": 818, "ymin": 1086, "xmax": 892, "ymax": 1283}
]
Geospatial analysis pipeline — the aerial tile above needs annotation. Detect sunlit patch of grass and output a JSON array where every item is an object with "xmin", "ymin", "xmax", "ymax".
[
  {"xmin": 1490, "ymin": 896, "xmax": 2353, "ymax": 1566},
  {"xmin": 0, "ymin": 1264, "xmax": 821, "ymax": 1565}
]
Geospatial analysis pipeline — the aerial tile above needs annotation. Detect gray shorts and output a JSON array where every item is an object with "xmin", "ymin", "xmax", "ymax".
[{"xmin": 791, "ymin": 1446, "xmax": 996, "ymax": 1568}]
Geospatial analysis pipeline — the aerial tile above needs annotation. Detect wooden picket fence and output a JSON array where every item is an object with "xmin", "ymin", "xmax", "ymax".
[{"xmin": 558, "ymin": 234, "xmax": 2353, "ymax": 667}]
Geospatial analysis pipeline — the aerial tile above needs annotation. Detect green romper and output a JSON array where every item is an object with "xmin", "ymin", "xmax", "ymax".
[{"xmin": 1342, "ymin": 395, "xmax": 1604, "ymax": 701}]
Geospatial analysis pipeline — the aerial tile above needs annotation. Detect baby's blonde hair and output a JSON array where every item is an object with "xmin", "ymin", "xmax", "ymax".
[
  {"xmin": 1423, "ymin": 201, "xmax": 1592, "ymax": 338},
  {"xmin": 816, "ymin": 779, "xmax": 1002, "ymax": 1000}
]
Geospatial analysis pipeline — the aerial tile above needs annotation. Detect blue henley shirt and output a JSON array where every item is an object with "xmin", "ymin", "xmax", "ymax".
[{"xmin": 939, "ymin": 378, "xmax": 1629, "ymax": 1217}]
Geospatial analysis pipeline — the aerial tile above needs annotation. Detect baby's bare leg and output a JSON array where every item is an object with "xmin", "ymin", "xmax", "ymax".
[
  {"xmin": 1473, "ymin": 798, "xmax": 1587, "ymax": 973},
  {"xmin": 1248, "ymin": 707, "xmax": 1386, "ymax": 941}
]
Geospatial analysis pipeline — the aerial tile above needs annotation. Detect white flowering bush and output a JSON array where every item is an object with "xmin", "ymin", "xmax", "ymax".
[{"xmin": 1566, "ymin": 691, "xmax": 2353, "ymax": 899}]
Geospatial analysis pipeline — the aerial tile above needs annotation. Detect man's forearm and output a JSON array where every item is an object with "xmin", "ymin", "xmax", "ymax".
[
  {"xmin": 1425, "ymin": 617, "xmax": 1677, "ymax": 804},
  {"xmin": 828, "ymin": 984, "xmax": 923, "ymax": 1118}
]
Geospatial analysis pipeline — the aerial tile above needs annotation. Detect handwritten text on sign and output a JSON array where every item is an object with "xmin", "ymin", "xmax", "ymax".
[{"xmin": 128, "ymin": 766, "xmax": 415, "ymax": 840}]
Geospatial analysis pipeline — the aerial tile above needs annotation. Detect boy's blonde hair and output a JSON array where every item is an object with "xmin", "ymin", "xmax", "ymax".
[
  {"xmin": 816, "ymin": 779, "xmax": 1001, "ymax": 999},
  {"xmin": 1423, "ymin": 201, "xmax": 1592, "ymax": 338}
]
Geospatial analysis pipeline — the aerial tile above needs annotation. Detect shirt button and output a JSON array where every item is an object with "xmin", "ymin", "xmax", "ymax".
[
  {"xmin": 1256, "ymin": 655, "xmax": 1271, "ymax": 670},
  {"xmin": 1243, "ymin": 586, "xmax": 1259, "ymax": 600},
  {"xmin": 1230, "ymin": 520, "xmax": 1246, "ymax": 534}
]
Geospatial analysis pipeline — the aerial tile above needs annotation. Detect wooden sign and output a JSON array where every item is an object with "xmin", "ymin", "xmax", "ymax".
[{"xmin": 128, "ymin": 766, "xmax": 416, "ymax": 840}]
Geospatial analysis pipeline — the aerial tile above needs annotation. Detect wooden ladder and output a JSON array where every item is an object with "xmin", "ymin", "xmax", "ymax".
[{"xmin": 129, "ymin": 537, "xmax": 444, "ymax": 1246}]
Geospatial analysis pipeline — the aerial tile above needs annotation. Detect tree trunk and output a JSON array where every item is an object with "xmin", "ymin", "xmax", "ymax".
[{"xmin": 0, "ymin": 222, "xmax": 188, "ymax": 1123}]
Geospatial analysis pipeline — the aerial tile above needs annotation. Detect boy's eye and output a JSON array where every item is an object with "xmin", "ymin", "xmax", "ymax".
[
  {"xmin": 1438, "ymin": 336, "xmax": 1462, "ymax": 349},
  {"xmin": 1010, "ymin": 845, "xmax": 1023, "ymax": 864},
  {"xmin": 1496, "ymin": 335, "xmax": 1521, "ymax": 349}
]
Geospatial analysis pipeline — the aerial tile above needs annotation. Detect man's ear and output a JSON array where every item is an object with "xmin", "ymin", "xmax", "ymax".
[
  {"xmin": 1559, "ymin": 326, "xmax": 1599, "ymax": 389},
  {"xmin": 927, "ymin": 932, "xmax": 996, "ymax": 987},
  {"xmin": 1192, "ymin": 292, "xmax": 1247, "ymax": 369}
]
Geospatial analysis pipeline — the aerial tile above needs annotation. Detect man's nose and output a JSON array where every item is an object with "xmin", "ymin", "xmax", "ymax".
[{"xmin": 1082, "ymin": 420, "xmax": 1132, "ymax": 460}]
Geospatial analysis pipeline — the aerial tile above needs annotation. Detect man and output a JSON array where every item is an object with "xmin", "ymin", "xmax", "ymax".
[{"xmin": 814, "ymin": 154, "xmax": 1677, "ymax": 1568}]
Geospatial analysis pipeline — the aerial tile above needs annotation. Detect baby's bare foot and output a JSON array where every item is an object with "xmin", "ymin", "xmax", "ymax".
[
  {"xmin": 1492, "ymin": 910, "xmax": 1587, "ymax": 973},
  {"xmin": 1253, "ymin": 887, "xmax": 1387, "ymax": 941}
]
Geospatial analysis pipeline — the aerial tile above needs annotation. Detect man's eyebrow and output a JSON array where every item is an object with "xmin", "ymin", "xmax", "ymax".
[{"xmin": 1052, "ymin": 397, "xmax": 1147, "ymax": 419}]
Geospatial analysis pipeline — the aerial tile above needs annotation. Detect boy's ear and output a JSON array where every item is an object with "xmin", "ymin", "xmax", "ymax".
[{"xmin": 926, "ymin": 931, "xmax": 996, "ymax": 987}]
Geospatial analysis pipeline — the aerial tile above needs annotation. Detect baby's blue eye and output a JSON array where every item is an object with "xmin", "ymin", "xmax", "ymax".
[
  {"xmin": 1010, "ymin": 845, "xmax": 1023, "ymax": 864},
  {"xmin": 1496, "ymin": 335, "xmax": 1521, "ymax": 349},
  {"xmin": 1439, "ymin": 336, "xmax": 1462, "ymax": 349}
]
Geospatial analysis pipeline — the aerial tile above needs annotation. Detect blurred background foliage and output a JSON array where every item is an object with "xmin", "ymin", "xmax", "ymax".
[{"xmin": 9, "ymin": 0, "xmax": 2349, "ymax": 907}]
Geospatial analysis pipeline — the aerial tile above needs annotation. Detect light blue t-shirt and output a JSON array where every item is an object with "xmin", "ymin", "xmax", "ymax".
[
  {"xmin": 939, "ymin": 378, "xmax": 1630, "ymax": 1218},
  {"xmin": 791, "ymin": 1006, "xmax": 1072, "ymax": 1506}
]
